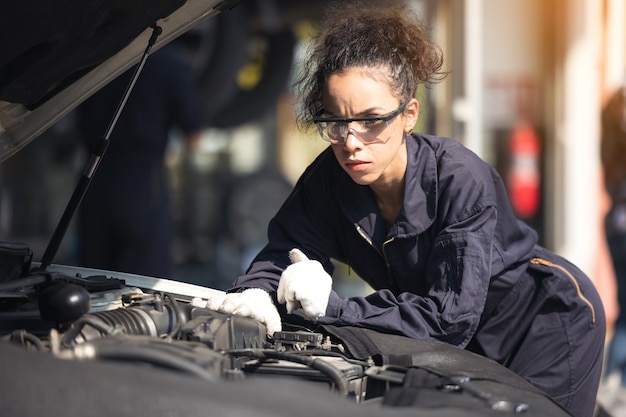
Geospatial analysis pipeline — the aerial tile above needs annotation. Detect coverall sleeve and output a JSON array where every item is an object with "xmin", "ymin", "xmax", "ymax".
[
  {"xmin": 318, "ymin": 205, "xmax": 497, "ymax": 348},
  {"xmin": 230, "ymin": 157, "xmax": 343, "ymax": 306}
]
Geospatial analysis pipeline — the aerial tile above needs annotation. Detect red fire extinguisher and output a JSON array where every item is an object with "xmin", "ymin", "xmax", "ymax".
[{"xmin": 507, "ymin": 122, "xmax": 541, "ymax": 218}]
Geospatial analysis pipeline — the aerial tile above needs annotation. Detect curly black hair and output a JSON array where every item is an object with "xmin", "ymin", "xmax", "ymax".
[{"xmin": 294, "ymin": 1, "xmax": 447, "ymax": 131}]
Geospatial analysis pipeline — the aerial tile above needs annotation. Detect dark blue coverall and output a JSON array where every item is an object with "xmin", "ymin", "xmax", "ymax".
[
  {"xmin": 232, "ymin": 133, "xmax": 605, "ymax": 417},
  {"xmin": 77, "ymin": 46, "xmax": 204, "ymax": 278}
]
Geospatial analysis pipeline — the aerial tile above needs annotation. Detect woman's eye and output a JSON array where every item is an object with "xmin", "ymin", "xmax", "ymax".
[
  {"xmin": 361, "ymin": 119, "xmax": 383, "ymax": 128},
  {"xmin": 329, "ymin": 123, "xmax": 345, "ymax": 134}
]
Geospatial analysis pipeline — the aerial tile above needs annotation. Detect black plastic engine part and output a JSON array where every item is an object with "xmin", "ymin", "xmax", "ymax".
[{"xmin": 38, "ymin": 282, "xmax": 91, "ymax": 324}]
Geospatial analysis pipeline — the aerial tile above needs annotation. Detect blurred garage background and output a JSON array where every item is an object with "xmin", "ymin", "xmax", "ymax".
[{"xmin": 0, "ymin": 0, "xmax": 623, "ymax": 304}]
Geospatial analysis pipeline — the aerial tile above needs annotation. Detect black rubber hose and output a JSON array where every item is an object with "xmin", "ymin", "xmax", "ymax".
[
  {"xmin": 163, "ymin": 293, "xmax": 182, "ymax": 340},
  {"xmin": 61, "ymin": 315, "xmax": 115, "ymax": 346},
  {"xmin": 7, "ymin": 330, "xmax": 46, "ymax": 351},
  {"xmin": 228, "ymin": 348, "xmax": 351, "ymax": 396},
  {"xmin": 83, "ymin": 343, "xmax": 218, "ymax": 382},
  {"xmin": 0, "ymin": 274, "xmax": 47, "ymax": 291}
]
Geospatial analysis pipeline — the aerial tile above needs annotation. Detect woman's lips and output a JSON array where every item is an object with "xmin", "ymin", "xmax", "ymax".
[{"xmin": 345, "ymin": 160, "xmax": 370, "ymax": 171}]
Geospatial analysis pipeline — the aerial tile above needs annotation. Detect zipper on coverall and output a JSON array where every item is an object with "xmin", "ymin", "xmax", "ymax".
[
  {"xmin": 530, "ymin": 257, "xmax": 596, "ymax": 323},
  {"xmin": 356, "ymin": 225, "xmax": 398, "ymax": 291}
]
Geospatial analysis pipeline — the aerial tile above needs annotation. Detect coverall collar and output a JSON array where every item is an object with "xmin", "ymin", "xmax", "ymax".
[{"xmin": 335, "ymin": 134, "xmax": 438, "ymax": 240}]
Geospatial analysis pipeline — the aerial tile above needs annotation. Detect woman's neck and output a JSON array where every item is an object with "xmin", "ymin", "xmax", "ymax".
[{"xmin": 371, "ymin": 178, "xmax": 405, "ymax": 229}]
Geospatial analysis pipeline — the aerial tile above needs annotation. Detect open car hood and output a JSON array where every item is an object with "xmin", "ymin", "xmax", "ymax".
[{"xmin": 0, "ymin": 0, "xmax": 240, "ymax": 163}]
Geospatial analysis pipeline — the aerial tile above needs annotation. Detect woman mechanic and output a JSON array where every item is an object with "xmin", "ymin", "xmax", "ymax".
[{"xmin": 202, "ymin": 3, "xmax": 605, "ymax": 416}]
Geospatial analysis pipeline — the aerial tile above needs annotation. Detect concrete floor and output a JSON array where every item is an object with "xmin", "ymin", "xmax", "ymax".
[{"xmin": 597, "ymin": 373, "xmax": 626, "ymax": 417}]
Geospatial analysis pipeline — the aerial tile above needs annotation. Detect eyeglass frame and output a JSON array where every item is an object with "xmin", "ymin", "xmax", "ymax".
[{"xmin": 312, "ymin": 100, "xmax": 409, "ymax": 144}]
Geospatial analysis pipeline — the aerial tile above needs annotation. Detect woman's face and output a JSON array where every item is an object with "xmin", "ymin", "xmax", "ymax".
[{"xmin": 321, "ymin": 67, "xmax": 418, "ymax": 187}]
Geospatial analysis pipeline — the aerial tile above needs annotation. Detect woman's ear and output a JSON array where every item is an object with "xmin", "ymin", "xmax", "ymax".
[{"xmin": 403, "ymin": 98, "xmax": 419, "ymax": 134}]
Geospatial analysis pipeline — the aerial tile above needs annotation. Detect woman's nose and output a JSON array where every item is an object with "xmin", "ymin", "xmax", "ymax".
[{"xmin": 343, "ymin": 129, "xmax": 363, "ymax": 150}]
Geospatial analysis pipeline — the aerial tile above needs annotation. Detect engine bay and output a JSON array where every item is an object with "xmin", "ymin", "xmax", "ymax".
[
  {"xmin": 0, "ymin": 250, "xmax": 389, "ymax": 403},
  {"xmin": 0, "ymin": 242, "xmax": 572, "ymax": 417}
]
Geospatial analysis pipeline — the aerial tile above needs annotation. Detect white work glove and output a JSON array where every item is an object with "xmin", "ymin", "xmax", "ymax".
[
  {"xmin": 193, "ymin": 288, "xmax": 282, "ymax": 336},
  {"xmin": 277, "ymin": 248, "xmax": 332, "ymax": 320}
]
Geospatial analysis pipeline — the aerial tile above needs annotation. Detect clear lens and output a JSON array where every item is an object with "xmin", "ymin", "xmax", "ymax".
[{"xmin": 318, "ymin": 120, "xmax": 390, "ymax": 144}]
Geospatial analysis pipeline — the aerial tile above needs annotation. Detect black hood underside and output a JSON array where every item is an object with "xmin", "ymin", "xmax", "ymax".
[
  {"xmin": 0, "ymin": 0, "xmax": 240, "ymax": 163},
  {"xmin": 0, "ymin": 0, "xmax": 187, "ymax": 109}
]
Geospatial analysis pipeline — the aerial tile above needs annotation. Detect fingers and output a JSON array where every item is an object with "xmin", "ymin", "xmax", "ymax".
[
  {"xmin": 190, "ymin": 297, "xmax": 208, "ymax": 308},
  {"xmin": 220, "ymin": 292, "xmax": 246, "ymax": 313},
  {"xmin": 286, "ymin": 299, "xmax": 300, "ymax": 314},
  {"xmin": 289, "ymin": 248, "xmax": 309, "ymax": 263},
  {"xmin": 300, "ymin": 298, "xmax": 325, "ymax": 319},
  {"xmin": 205, "ymin": 293, "xmax": 227, "ymax": 311},
  {"xmin": 240, "ymin": 288, "xmax": 283, "ymax": 335},
  {"xmin": 278, "ymin": 269, "xmax": 298, "ymax": 313},
  {"xmin": 277, "ymin": 279, "xmax": 286, "ymax": 304},
  {"xmin": 202, "ymin": 289, "xmax": 283, "ymax": 336},
  {"xmin": 264, "ymin": 311, "xmax": 283, "ymax": 337}
]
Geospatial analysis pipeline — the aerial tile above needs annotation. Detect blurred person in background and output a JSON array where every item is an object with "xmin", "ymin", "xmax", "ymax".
[
  {"xmin": 199, "ymin": 3, "xmax": 605, "ymax": 416},
  {"xmin": 601, "ymin": 86, "xmax": 626, "ymax": 392},
  {"xmin": 76, "ymin": 44, "xmax": 204, "ymax": 278}
]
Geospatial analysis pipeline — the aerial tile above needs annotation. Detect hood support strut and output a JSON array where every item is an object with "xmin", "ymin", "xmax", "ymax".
[{"xmin": 39, "ymin": 25, "xmax": 163, "ymax": 271}]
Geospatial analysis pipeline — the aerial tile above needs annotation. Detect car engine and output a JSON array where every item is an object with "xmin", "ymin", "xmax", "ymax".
[{"xmin": 0, "ymin": 253, "xmax": 380, "ymax": 401}]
